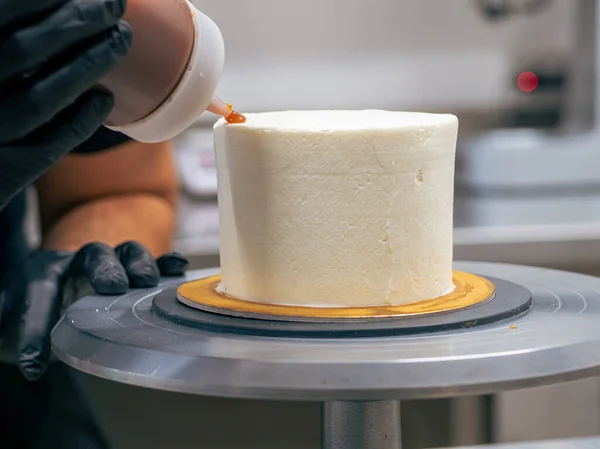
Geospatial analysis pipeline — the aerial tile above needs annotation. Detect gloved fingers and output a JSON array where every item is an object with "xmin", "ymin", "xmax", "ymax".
[
  {"xmin": 156, "ymin": 253, "xmax": 189, "ymax": 277},
  {"xmin": 0, "ymin": 0, "xmax": 67, "ymax": 30},
  {"xmin": 0, "ymin": 90, "xmax": 115, "ymax": 211},
  {"xmin": 16, "ymin": 251, "xmax": 74, "ymax": 381},
  {"xmin": 70, "ymin": 242, "xmax": 129, "ymax": 295},
  {"xmin": 115, "ymin": 241, "xmax": 161, "ymax": 288},
  {"xmin": 0, "ymin": 0, "xmax": 127, "ymax": 82},
  {"xmin": 0, "ymin": 21, "xmax": 131, "ymax": 143}
]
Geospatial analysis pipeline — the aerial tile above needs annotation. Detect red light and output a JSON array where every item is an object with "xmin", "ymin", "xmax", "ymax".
[{"xmin": 517, "ymin": 71, "xmax": 539, "ymax": 93}]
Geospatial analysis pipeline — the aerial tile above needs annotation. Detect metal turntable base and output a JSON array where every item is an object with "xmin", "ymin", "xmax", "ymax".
[{"xmin": 51, "ymin": 261, "xmax": 600, "ymax": 449}]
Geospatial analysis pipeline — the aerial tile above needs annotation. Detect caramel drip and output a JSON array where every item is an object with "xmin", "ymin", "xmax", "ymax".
[{"xmin": 225, "ymin": 103, "xmax": 246, "ymax": 124}]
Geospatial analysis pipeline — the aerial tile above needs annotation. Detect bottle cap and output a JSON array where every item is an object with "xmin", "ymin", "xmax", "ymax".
[{"xmin": 106, "ymin": 2, "xmax": 225, "ymax": 143}]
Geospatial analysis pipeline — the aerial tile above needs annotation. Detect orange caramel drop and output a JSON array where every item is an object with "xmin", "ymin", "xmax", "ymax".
[{"xmin": 225, "ymin": 103, "xmax": 246, "ymax": 124}]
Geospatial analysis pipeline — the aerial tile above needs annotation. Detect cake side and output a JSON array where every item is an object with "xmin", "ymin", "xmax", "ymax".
[{"xmin": 214, "ymin": 110, "xmax": 458, "ymax": 307}]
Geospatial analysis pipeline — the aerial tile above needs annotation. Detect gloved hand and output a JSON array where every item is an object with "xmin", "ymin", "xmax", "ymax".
[
  {"xmin": 4, "ymin": 241, "xmax": 188, "ymax": 381},
  {"xmin": 0, "ymin": 0, "xmax": 132, "ymax": 211}
]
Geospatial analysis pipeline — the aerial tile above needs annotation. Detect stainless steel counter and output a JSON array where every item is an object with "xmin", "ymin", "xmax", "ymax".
[
  {"xmin": 445, "ymin": 437, "xmax": 600, "ymax": 449},
  {"xmin": 454, "ymin": 221, "xmax": 600, "ymax": 270}
]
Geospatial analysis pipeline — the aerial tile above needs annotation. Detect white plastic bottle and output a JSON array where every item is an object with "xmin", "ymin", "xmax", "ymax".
[{"xmin": 98, "ymin": 0, "xmax": 241, "ymax": 143}]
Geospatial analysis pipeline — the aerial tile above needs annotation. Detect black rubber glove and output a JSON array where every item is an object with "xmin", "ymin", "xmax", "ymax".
[
  {"xmin": 5, "ymin": 241, "xmax": 188, "ymax": 381},
  {"xmin": 0, "ymin": 0, "xmax": 133, "ymax": 211}
]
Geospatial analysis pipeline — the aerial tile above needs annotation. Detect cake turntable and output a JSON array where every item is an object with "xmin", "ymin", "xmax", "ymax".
[{"xmin": 51, "ymin": 261, "xmax": 600, "ymax": 449}]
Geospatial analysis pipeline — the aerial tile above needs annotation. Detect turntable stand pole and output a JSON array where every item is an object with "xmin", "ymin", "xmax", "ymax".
[{"xmin": 322, "ymin": 400, "xmax": 401, "ymax": 449}]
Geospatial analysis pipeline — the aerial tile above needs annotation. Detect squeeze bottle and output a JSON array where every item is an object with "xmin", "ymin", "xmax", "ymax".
[{"xmin": 98, "ymin": 0, "xmax": 241, "ymax": 143}]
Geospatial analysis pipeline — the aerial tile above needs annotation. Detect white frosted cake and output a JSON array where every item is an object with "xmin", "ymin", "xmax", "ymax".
[{"xmin": 213, "ymin": 110, "xmax": 458, "ymax": 307}]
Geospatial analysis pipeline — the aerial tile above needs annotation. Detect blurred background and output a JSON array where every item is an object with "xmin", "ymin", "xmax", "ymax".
[{"xmin": 34, "ymin": 0, "xmax": 600, "ymax": 447}]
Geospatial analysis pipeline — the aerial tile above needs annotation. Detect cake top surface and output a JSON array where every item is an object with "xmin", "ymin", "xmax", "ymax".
[{"xmin": 214, "ymin": 110, "xmax": 457, "ymax": 132}]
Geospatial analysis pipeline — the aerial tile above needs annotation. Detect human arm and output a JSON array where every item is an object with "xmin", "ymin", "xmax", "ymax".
[
  {"xmin": 35, "ymin": 138, "xmax": 178, "ymax": 254},
  {"xmin": 10, "ymin": 138, "xmax": 188, "ymax": 380}
]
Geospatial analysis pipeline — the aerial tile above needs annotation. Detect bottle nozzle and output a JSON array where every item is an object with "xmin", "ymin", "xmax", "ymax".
[{"xmin": 207, "ymin": 96, "xmax": 246, "ymax": 124}]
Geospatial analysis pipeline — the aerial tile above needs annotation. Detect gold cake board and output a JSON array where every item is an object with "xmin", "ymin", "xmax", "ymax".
[{"xmin": 176, "ymin": 270, "xmax": 495, "ymax": 322}]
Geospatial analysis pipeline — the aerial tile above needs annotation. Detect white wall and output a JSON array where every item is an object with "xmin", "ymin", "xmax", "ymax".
[{"xmin": 193, "ymin": 0, "xmax": 574, "ymax": 115}]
